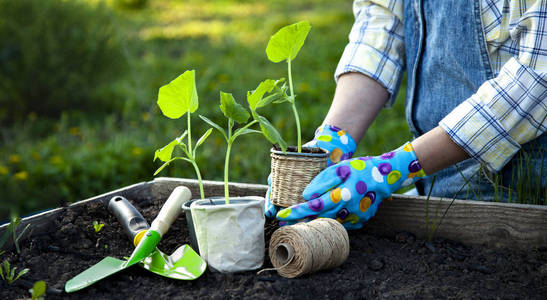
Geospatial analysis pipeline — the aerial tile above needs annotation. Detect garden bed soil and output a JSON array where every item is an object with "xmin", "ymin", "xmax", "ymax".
[{"xmin": 2, "ymin": 196, "xmax": 546, "ymax": 299}]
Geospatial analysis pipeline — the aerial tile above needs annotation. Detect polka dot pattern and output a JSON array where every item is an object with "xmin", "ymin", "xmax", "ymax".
[{"xmin": 280, "ymin": 142, "xmax": 424, "ymax": 230}]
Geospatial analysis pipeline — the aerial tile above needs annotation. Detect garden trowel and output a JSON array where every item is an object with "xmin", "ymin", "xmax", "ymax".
[
  {"xmin": 107, "ymin": 194, "xmax": 206, "ymax": 280},
  {"xmin": 65, "ymin": 186, "xmax": 203, "ymax": 293}
]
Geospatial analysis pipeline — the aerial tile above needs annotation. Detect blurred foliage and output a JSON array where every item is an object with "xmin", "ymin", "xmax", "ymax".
[
  {"xmin": 0, "ymin": 0, "xmax": 126, "ymax": 122},
  {"xmin": 113, "ymin": 0, "xmax": 148, "ymax": 10},
  {"xmin": 0, "ymin": 0, "xmax": 413, "ymax": 221}
]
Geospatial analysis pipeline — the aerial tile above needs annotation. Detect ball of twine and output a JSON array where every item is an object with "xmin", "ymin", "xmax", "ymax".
[{"xmin": 267, "ymin": 218, "xmax": 349, "ymax": 278}]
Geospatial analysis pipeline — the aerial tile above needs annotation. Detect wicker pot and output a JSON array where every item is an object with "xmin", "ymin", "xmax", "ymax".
[{"xmin": 270, "ymin": 147, "xmax": 329, "ymax": 208}]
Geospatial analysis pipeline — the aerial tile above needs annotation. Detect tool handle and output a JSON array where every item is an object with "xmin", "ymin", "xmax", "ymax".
[
  {"xmin": 150, "ymin": 186, "xmax": 191, "ymax": 236},
  {"xmin": 108, "ymin": 196, "xmax": 150, "ymax": 246}
]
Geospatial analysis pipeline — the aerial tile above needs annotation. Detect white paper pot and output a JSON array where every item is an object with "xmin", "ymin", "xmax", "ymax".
[{"xmin": 190, "ymin": 196, "xmax": 265, "ymax": 272}]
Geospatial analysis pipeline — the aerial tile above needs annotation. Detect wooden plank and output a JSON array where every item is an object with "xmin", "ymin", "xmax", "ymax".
[
  {"xmin": 368, "ymin": 195, "xmax": 547, "ymax": 250},
  {"xmin": 0, "ymin": 181, "xmax": 154, "ymax": 240},
  {"xmin": 1, "ymin": 177, "xmax": 545, "ymax": 251}
]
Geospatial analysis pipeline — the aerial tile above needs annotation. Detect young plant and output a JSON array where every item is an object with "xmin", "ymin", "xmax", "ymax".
[
  {"xmin": 0, "ymin": 259, "xmax": 29, "ymax": 284},
  {"xmin": 266, "ymin": 21, "xmax": 311, "ymax": 153},
  {"xmin": 0, "ymin": 216, "xmax": 30, "ymax": 255},
  {"xmin": 153, "ymin": 70, "xmax": 213, "ymax": 200},
  {"xmin": 199, "ymin": 78, "xmax": 289, "ymax": 204},
  {"xmin": 29, "ymin": 280, "xmax": 46, "ymax": 300},
  {"xmin": 92, "ymin": 221, "xmax": 105, "ymax": 233}
]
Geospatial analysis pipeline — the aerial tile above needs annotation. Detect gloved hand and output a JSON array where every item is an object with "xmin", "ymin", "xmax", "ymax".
[
  {"xmin": 264, "ymin": 124, "xmax": 357, "ymax": 218},
  {"xmin": 275, "ymin": 142, "xmax": 426, "ymax": 229}
]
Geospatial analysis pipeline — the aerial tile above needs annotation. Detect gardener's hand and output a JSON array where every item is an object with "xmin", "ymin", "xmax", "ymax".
[
  {"xmin": 276, "ymin": 142, "xmax": 426, "ymax": 229},
  {"xmin": 264, "ymin": 124, "xmax": 357, "ymax": 218}
]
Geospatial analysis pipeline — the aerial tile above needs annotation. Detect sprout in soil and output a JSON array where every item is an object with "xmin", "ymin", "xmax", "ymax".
[
  {"xmin": 0, "ymin": 259, "xmax": 29, "ymax": 285},
  {"xmin": 0, "ymin": 216, "xmax": 30, "ymax": 255},
  {"xmin": 265, "ymin": 21, "xmax": 311, "ymax": 153},
  {"xmin": 92, "ymin": 221, "xmax": 105, "ymax": 233},
  {"xmin": 29, "ymin": 280, "xmax": 46, "ymax": 300},
  {"xmin": 200, "ymin": 80, "xmax": 287, "ymax": 204},
  {"xmin": 153, "ymin": 70, "xmax": 213, "ymax": 200}
]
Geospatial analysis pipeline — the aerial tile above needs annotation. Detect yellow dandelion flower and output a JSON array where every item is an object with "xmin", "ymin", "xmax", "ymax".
[
  {"xmin": 141, "ymin": 112, "xmax": 151, "ymax": 122},
  {"xmin": 49, "ymin": 155, "xmax": 63, "ymax": 165},
  {"xmin": 68, "ymin": 127, "xmax": 80, "ymax": 136},
  {"xmin": 132, "ymin": 147, "xmax": 143, "ymax": 156},
  {"xmin": 14, "ymin": 171, "xmax": 28, "ymax": 180},
  {"xmin": 9, "ymin": 154, "xmax": 20, "ymax": 163},
  {"xmin": 0, "ymin": 165, "xmax": 9, "ymax": 175}
]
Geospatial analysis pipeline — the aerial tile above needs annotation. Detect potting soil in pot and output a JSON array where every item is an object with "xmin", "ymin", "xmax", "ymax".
[{"xmin": 1, "ymin": 195, "xmax": 546, "ymax": 299}]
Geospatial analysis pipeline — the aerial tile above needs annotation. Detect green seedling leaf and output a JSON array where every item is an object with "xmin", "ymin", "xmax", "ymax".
[
  {"xmin": 154, "ymin": 131, "xmax": 187, "ymax": 162},
  {"xmin": 92, "ymin": 221, "xmax": 104, "ymax": 233},
  {"xmin": 199, "ymin": 115, "xmax": 227, "ymax": 140},
  {"xmin": 266, "ymin": 21, "xmax": 311, "ymax": 63},
  {"xmin": 157, "ymin": 70, "xmax": 199, "ymax": 119},
  {"xmin": 257, "ymin": 115, "xmax": 287, "ymax": 153},
  {"xmin": 232, "ymin": 128, "xmax": 261, "ymax": 141},
  {"xmin": 30, "ymin": 280, "xmax": 46, "ymax": 300},
  {"xmin": 154, "ymin": 156, "xmax": 193, "ymax": 176},
  {"xmin": 194, "ymin": 128, "xmax": 213, "ymax": 155},
  {"xmin": 247, "ymin": 79, "xmax": 276, "ymax": 111},
  {"xmin": 14, "ymin": 267, "xmax": 28, "ymax": 282},
  {"xmin": 219, "ymin": 92, "xmax": 250, "ymax": 124},
  {"xmin": 154, "ymin": 139, "xmax": 179, "ymax": 163}
]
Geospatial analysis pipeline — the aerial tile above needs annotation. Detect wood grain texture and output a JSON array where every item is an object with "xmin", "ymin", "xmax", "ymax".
[{"xmin": 2, "ymin": 177, "xmax": 545, "ymax": 250}]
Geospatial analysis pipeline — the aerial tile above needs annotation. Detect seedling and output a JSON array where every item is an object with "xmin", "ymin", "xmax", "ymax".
[
  {"xmin": 29, "ymin": 280, "xmax": 46, "ymax": 300},
  {"xmin": 0, "ymin": 259, "xmax": 29, "ymax": 284},
  {"xmin": 200, "ymin": 83, "xmax": 285, "ymax": 203},
  {"xmin": 153, "ymin": 70, "xmax": 213, "ymax": 200},
  {"xmin": 0, "ymin": 215, "xmax": 30, "ymax": 255},
  {"xmin": 92, "ymin": 221, "xmax": 105, "ymax": 233},
  {"xmin": 266, "ymin": 21, "xmax": 311, "ymax": 153}
]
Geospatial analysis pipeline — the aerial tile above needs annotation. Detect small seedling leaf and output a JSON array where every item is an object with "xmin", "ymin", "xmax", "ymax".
[
  {"xmin": 154, "ymin": 139, "xmax": 180, "ymax": 163},
  {"xmin": 247, "ymin": 79, "xmax": 276, "ymax": 111},
  {"xmin": 232, "ymin": 128, "xmax": 261, "ymax": 141},
  {"xmin": 219, "ymin": 92, "xmax": 250, "ymax": 124},
  {"xmin": 157, "ymin": 70, "xmax": 199, "ymax": 119},
  {"xmin": 30, "ymin": 280, "xmax": 46, "ymax": 300},
  {"xmin": 14, "ymin": 268, "xmax": 28, "ymax": 282},
  {"xmin": 153, "ymin": 157, "xmax": 192, "ymax": 176},
  {"xmin": 199, "ymin": 115, "xmax": 227, "ymax": 140},
  {"xmin": 194, "ymin": 128, "xmax": 213, "ymax": 153},
  {"xmin": 257, "ymin": 115, "xmax": 287, "ymax": 153},
  {"xmin": 266, "ymin": 21, "xmax": 311, "ymax": 63}
]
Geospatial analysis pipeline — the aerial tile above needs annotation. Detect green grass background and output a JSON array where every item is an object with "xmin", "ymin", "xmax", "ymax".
[{"xmin": 0, "ymin": 0, "xmax": 413, "ymax": 221}]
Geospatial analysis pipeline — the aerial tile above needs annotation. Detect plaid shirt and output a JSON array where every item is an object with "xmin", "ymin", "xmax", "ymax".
[{"xmin": 336, "ymin": 0, "xmax": 547, "ymax": 172}]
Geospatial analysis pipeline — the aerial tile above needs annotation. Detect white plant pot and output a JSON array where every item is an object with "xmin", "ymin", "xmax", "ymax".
[{"xmin": 190, "ymin": 196, "xmax": 265, "ymax": 272}]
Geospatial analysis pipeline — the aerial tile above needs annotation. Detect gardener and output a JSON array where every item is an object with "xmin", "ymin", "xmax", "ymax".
[{"xmin": 266, "ymin": 0, "xmax": 546, "ymax": 228}]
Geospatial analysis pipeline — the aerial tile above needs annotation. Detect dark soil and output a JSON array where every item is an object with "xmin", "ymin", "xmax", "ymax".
[
  {"xmin": 2, "ymin": 196, "xmax": 546, "ymax": 299},
  {"xmin": 272, "ymin": 145, "xmax": 327, "ymax": 154}
]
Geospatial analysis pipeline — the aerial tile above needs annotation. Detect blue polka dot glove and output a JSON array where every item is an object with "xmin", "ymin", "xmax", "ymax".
[
  {"xmin": 264, "ymin": 124, "xmax": 357, "ymax": 218},
  {"xmin": 276, "ymin": 142, "xmax": 426, "ymax": 229}
]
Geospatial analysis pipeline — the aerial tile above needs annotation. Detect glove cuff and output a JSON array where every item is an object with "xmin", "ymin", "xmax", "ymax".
[
  {"xmin": 384, "ymin": 142, "xmax": 427, "ymax": 192},
  {"xmin": 305, "ymin": 124, "xmax": 357, "ymax": 165}
]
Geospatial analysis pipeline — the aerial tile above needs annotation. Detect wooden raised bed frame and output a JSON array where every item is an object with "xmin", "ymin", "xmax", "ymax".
[{"xmin": 1, "ymin": 177, "xmax": 546, "ymax": 250}]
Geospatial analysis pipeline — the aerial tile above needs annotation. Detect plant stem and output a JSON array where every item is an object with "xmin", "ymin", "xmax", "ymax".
[
  {"xmin": 287, "ymin": 58, "xmax": 301, "ymax": 152},
  {"xmin": 187, "ymin": 110, "xmax": 192, "ymax": 159},
  {"xmin": 191, "ymin": 160, "xmax": 205, "ymax": 200},
  {"xmin": 224, "ymin": 120, "xmax": 233, "ymax": 204}
]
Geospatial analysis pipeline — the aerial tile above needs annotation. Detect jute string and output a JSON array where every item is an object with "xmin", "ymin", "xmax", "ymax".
[
  {"xmin": 259, "ymin": 218, "xmax": 350, "ymax": 278},
  {"xmin": 270, "ymin": 152, "xmax": 327, "ymax": 208}
]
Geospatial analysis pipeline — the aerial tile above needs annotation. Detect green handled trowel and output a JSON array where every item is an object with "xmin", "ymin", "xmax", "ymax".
[
  {"xmin": 107, "ymin": 194, "xmax": 206, "ymax": 280},
  {"xmin": 65, "ymin": 186, "xmax": 204, "ymax": 293}
]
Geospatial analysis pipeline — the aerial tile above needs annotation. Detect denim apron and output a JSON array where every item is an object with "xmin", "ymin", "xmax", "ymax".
[{"xmin": 403, "ymin": 0, "xmax": 546, "ymax": 201}]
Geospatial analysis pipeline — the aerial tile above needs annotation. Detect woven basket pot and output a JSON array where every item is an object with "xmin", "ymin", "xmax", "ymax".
[{"xmin": 270, "ymin": 147, "xmax": 329, "ymax": 208}]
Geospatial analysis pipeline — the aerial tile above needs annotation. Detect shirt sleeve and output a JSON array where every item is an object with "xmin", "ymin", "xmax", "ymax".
[
  {"xmin": 334, "ymin": 0, "xmax": 405, "ymax": 107},
  {"xmin": 439, "ymin": 4, "xmax": 547, "ymax": 172}
]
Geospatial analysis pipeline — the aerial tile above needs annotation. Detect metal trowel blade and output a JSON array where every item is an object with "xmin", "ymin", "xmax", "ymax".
[
  {"xmin": 138, "ymin": 244, "xmax": 206, "ymax": 280},
  {"xmin": 65, "ymin": 256, "xmax": 127, "ymax": 293}
]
